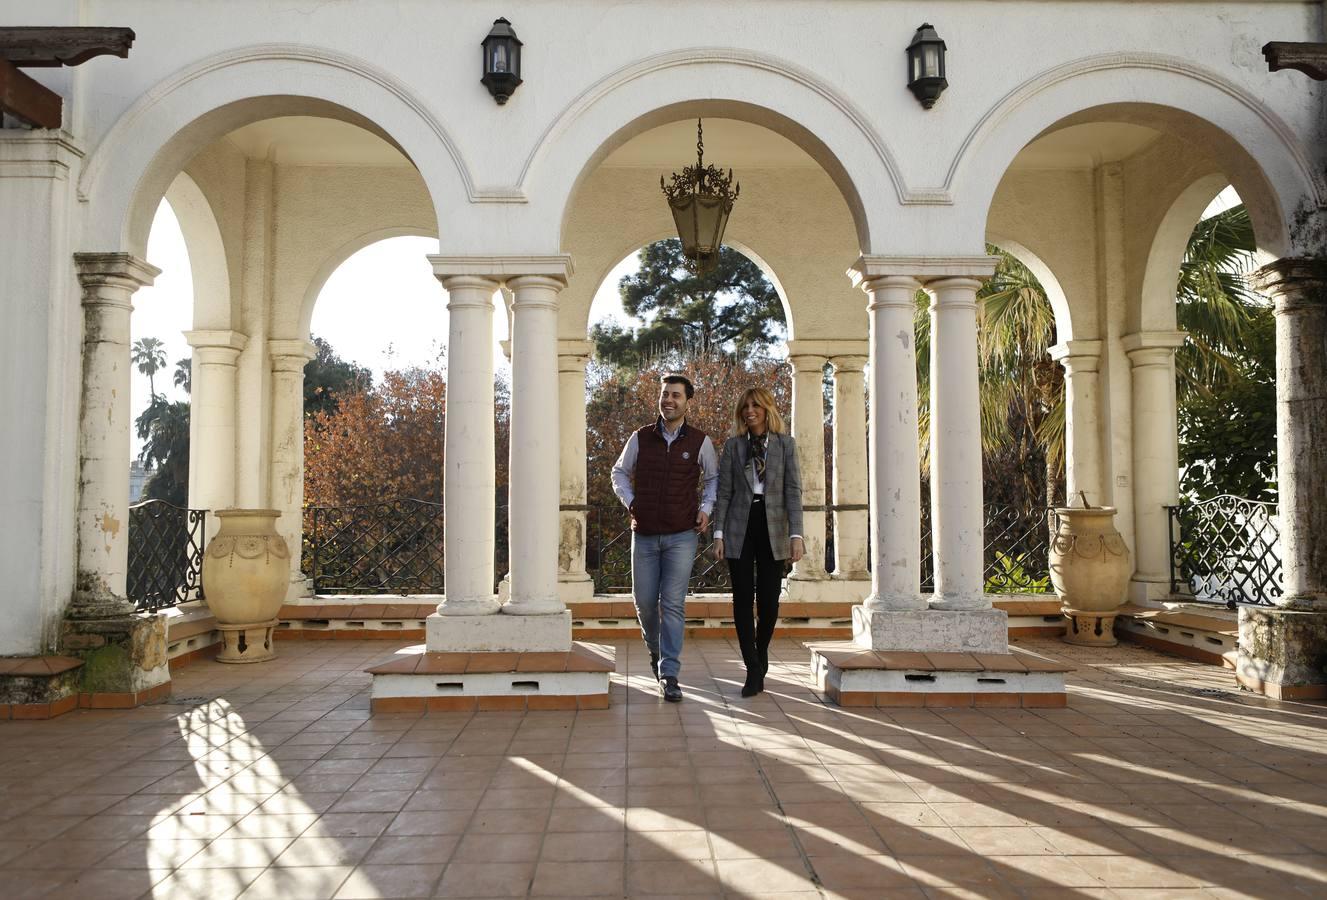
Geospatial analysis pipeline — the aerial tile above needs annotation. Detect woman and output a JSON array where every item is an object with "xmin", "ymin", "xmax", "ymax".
[{"xmin": 712, "ymin": 386, "xmax": 804, "ymax": 697}]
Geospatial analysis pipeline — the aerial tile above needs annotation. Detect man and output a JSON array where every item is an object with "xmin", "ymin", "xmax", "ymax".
[{"xmin": 611, "ymin": 373, "xmax": 718, "ymax": 702}]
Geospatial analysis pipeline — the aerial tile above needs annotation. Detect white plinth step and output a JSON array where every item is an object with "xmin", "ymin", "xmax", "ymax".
[
  {"xmin": 365, "ymin": 641, "xmax": 614, "ymax": 712},
  {"xmin": 810, "ymin": 642, "xmax": 1071, "ymax": 708}
]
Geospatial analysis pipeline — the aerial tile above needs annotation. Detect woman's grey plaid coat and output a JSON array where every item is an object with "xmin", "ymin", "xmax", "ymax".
[{"xmin": 713, "ymin": 431, "xmax": 804, "ymax": 560}]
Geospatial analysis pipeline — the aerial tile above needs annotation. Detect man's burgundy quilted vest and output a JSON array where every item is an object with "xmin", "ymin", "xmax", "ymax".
[{"xmin": 630, "ymin": 421, "xmax": 707, "ymax": 535}]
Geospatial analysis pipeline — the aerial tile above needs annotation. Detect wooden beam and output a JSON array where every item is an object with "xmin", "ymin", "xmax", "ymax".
[
  {"xmin": 0, "ymin": 27, "xmax": 134, "ymax": 67},
  {"xmin": 0, "ymin": 59, "xmax": 61, "ymax": 128},
  {"xmin": 1264, "ymin": 41, "xmax": 1327, "ymax": 81}
]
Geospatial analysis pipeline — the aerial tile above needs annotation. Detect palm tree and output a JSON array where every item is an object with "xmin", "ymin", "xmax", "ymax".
[
  {"xmin": 136, "ymin": 397, "xmax": 190, "ymax": 505},
  {"xmin": 1175, "ymin": 203, "xmax": 1261, "ymax": 400},
  {"xmin": 131, "ymin": 337, "xmax": 168, "ymax": 399},
  {"xmin": 173, "ymin": 357, "xmax": 192, "ymax": 395}
]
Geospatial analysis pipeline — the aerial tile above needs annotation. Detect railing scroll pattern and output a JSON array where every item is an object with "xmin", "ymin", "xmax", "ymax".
[
  {"xmin": 1168, "ymin": 496, "xmax": 1281, "ymax": 608},
  {"xmin": 127, "ymin": 499, "xmax": 206, "ymax": 612}
]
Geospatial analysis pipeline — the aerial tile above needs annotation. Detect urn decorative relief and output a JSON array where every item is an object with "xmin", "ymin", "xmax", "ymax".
[
  {"xmin": 201, "ymin": 509, "xmax": 289, "ymax": 663},
  {"xmin": 1049, "ymin": 495, "xmax": 1132, "ymax": 646}
]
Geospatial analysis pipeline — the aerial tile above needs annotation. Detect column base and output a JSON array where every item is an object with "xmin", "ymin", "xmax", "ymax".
[
  {"xmin": 1128, "ymin": 578, "xmax": 1172, "ymax": 606},
  {"xmin": 427, "ymin": 609, "xmax": 572, "ymax": 653},
  {"xmin": 366, "ymin": 641, "xmax": 614, "ymax": 713},
  {"xmin": 1062, "ymin": 608, "xmax": 1119, "ymax": 647},
  {"xmin": 60, "ymin": 610, "xmax": 170, "ymax": 696},
  {"xmin": 785, "ymin": 577, "xmax": 866, "ymax": 603},
  {"xmin": 1236, "ymin": 607, "xmax": 1327, "ymax": 699},
  {"xmin": 285, "ymin": 577, "xmax": 314, "ymax": 603},
  {"xmin": 216, "ymin": 620, "xmax": 278, "ymax": 664},
  {"xmin": 436, "ymin": 596, "xmax": 503, "ymax": 616},
  {"xmin": 558, "ymin": 577, "xmax": 595, "ymax": 604},
  {"xmin": 853, "ymin": 605, "xmax": 1008, "ymax": 654}
]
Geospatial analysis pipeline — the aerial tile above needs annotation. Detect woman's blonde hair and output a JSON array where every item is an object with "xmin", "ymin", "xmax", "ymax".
[{"xmin": 730, "ymin": 386, "xmax": 786, "ymax": 437}]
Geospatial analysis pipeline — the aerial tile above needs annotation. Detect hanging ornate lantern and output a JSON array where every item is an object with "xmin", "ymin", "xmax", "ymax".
[{"xmin": 661, "ymin": 119, "xmax": 740, "ymax": 275}]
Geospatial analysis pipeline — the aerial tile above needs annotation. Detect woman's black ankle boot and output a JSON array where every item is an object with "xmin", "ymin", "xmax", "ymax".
[{"xmin": 741, "ymin": 670, "xmax": 761, "ymax": 697}]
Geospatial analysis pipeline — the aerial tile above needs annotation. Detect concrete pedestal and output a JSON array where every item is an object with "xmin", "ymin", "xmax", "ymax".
[
  {"xmin": 1236, "ymin": 607, "xmax": 1327, "ymax": 699},
  {"xmin": 60, "ymin": 611, "xmax": 171, "ymax": 698},
  {"xmin": 853, "ymin": 605, "xmax": 1008, "ymax": 654},
  {"xmin": 426, "ymin": 610, "xmax": 572, "ymax": 653}
]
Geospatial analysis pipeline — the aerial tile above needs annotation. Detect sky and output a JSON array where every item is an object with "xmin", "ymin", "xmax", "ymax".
[{"xmin": 130, "ymin": 186, "xmax": 1246, "ymax": 456}]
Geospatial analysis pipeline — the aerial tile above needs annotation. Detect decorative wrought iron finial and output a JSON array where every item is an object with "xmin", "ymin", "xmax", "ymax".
[{"xmin": 661, "ymin": 118, "xmax": 740, "ymax": 275}]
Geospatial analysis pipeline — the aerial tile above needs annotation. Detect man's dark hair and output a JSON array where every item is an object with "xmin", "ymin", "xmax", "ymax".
[{"xmin": 660, "ymin": 373, "xmax": 695, "ymax": 399}]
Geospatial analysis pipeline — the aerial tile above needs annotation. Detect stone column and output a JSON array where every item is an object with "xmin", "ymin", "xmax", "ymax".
[
  {"xmin": 557, "ymin": 341, "xmax": 595, "ymax": 603},
  {"xmin": 437, "ymin": 275, "xmax": 500, "ymax": 615},
  {"xmin": 786, "ymin": 351, "xmax": 829, "ymax": 593},
  {"xmin": 70, "ymin": 253, "xmax": 161, "ymax": 618},
  {"xmin": 268, "ymin": 339, "xmax": 317, "ymax": 597},
  {"xmin": 504, "ymin": 274, "xmax": 567, "ymax": 616},
  {"xmin": 184, "ymin": 330, "xmax": 248, "ymax": 539},
  {"xmin": 1121, "ymin": 331, "xmax": 1186, "ymax": 600},
  {"xmin": 861, "ymin": 276, "xmax": 924, "ymax": 612},
  {"xmin": 830, "ymin": 354, "xmax": 870, "ymax": 581},
  {"xmin": 1049, "ymin": 340, "xmax": 1104, "ymax": 504},
  {"xmin": 1237, "ymin": 259, "xmax": 1327, "ymax": 699},
  {"xmin": 928, "ymin": 277, "xmax": 989, "ymax": 611},
  {"xmin": 1256, "ymin": 259, "xmax": 1327, "ymax": 611}
]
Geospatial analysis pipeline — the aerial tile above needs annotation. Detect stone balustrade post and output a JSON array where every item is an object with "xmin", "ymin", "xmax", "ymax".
[
  {"xmin": 268, "ymin": 339, "xmax": 317, "ymax": 596},
  {"xmin": 184, "ymin": 330, "xmax": 247, "ymax": 541},
  {"xmin": 860, "ymin": 276, "xmax": 924, "ymax": 611},
  {"xmin": 70, "ymin": 252, "xmax": 160, "ymax": 618},
  {"xmin": 1049, "ymin": 340, "xmax": 1104, "ymax": 504},
  {"xmin": 829, "ymin": 354, "xmax": 870, "ymax": 581},
  {"xmin": 558, "ymin": 340, "xmax": 594, "ymax": 602},
  {"xmin": 1121, "ymin": 330, "xmax": 1186, "ymax": 600},
  {"xmin": 434, "ymin": 273, "xmax": 501, "ymax": 616},
  {"xmin": 787, "ymin": 351, "xmax": 829, "ymax": 585},
  {"xmin": 927, "ymin": 276, "xmax": 990, "ymax": 611},
  {"xmin": 504, "ymin": 265, "xmax": 572, "ymax": 616}
]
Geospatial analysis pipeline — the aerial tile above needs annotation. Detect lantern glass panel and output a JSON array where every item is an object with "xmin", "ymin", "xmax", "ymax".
[
  {"xmin": 922, "ymin": 44, "xmax": 940, "ymax": 78},
  {"xmin": 490, "ymin": 43, "xmax": 508, "ymax": 73}
]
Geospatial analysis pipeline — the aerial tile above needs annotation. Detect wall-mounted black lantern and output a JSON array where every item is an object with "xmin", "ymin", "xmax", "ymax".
[
  {"xmin": 481, "ymin": 17, "xmax": 522, "ymax": 104},
  {"xmin": 906, "ymin": 23, "xmax": 947, "ymax": 109}
]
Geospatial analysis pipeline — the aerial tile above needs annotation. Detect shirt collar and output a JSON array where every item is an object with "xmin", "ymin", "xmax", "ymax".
[{"xmin": 655, "ymin": 415, "xmax": 686, "ymax": 439}]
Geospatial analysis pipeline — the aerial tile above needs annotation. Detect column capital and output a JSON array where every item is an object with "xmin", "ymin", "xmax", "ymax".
[
  {"xmin": 1122, "ymin": 330, "xmax": 1186, "ymax": 364},
  {"xmin": 268, "ymin": 338, "xmax": 317, "ymax": 373},
  {"xmin": 0, "ymin": 129, "xmax": 84, "ymax": 180},
  {"xmin": 557, "ymin": 339, "xmax": 593, "ymax": 373},
  {"xmin": 830, "ymin": 354, "xmax": 868, "ymax": 374},
  {"xmin": 73, "ymin": 252, "xmax": 160, "ymax": 296},
  {"xmin": 787, "ymin": 353, "xmax": 829, "ymax": 374},
  {"xmin": 429, "ymin": 254, "xmax": 573, "ymax": 285},
  {"xmin": 1253, "ymin": 257, "xmax": 1327, "ymax": 315},
  {"xmin": 1049, "ymin": 339, "xmax": 1103, "ymax": 373},
  {"xmin": 184, "ymin": 329, "xmax": 248, "ymax": 353},
  {"xmin": 438, "ymin": 274, "xmax": 500, "ymax": 295},
  {"xmin": 850, "ymin": 254, "xmax": 997, "ymax": 286}
]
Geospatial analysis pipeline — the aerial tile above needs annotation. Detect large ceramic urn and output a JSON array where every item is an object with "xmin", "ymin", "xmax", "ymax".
[
  {"xmin": 1049, "ymin": 499, "xmax": 1132, "ymax": 646},
  {"xmin": 202, "ymin": 509, "xmax": 289, "ymax": 663}
]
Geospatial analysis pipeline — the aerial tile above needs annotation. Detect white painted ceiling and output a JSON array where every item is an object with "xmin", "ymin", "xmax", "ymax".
[
  {"xmin": 600, "ymin": 118, "xmax": 818, "ymax": 168},
  {"xmin": 1011, "ymin": 122, "xmax": 1162, "ymax": 169},
  {"xmin": 224, "ymin": 116, "xmax": 410, "ymax": 166}
]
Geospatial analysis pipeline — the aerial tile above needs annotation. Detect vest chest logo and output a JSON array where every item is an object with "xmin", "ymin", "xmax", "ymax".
[{"xmin": 682, "ymin": 451, "xmax": 691, "ymax": 459}]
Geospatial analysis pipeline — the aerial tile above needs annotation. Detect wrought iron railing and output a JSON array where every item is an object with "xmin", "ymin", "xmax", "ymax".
[
  {"xmin": 1168, "ymin": 496, "xmax": 1281, "ymax": 608},
  {"xmin": 304, "ymin": 499, "xmax": 447, "ymax": 594},
  {"xmin": 588, "ymin": 507, "xmax": 730, "ymax": 594},
  {"xmin": 920, "ymin": 504, "xmax": 1055, "ymax": 594},
  {"xmin": 127, "ymin": 500, "xmax": 206, "ymax": 612}
]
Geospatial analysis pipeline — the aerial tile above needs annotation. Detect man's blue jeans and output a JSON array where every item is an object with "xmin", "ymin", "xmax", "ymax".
[{"xmin": 631, "ymin": 530, "xmax": 697, "ymax": 679}]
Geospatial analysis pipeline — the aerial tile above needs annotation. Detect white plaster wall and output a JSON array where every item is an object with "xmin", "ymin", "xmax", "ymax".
[{"xmin": 7, "ymin": 0, "xmax": 1311, "ymax": 260}]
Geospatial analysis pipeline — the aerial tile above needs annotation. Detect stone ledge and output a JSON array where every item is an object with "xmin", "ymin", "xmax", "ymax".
[
  {"xmin": 365, "ymin": 642, "xmax": 615, "ymax": 676},
  {"xmin": 0, "ymin": 655, "xmax": 84, "ymax": 676},
  {"xmin": 1115, "ymin": 603, "xmax": 1239, "ymax": 667},
  {"xmin": 807, "ymin": 643, "xmax": 1073, "ymax": 674},
  {"xmin": 0, "ymin": 680, "xmax": 173, "ymax": 719},
  {"xmin": 370, "ymin": 693, "xmax": 610, "ymax": 714}
]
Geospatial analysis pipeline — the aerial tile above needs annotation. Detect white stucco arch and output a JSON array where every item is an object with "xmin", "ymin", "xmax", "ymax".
[
  {"xmin": 984, "ymin": 235, "xmax": 1076, "ymax": 342},
  {"xmin": 162, "ymin": 171, "xmax": 232, "ymax": 331},
  {"xmin": 953, "ymin": 54, "xmax": 1321, "ymax": 256},
  {"xmin": 526, "ymin": 49, "xmax": 909, "ymax": 253},
  {"xmin": 1136, "ymin": 173, "xmax": 1234, "ymax": 334},
  {"xmin": 77, "ymin": 44, "xmax": 471, "ymax": 257},
  {"xmin": 296, "ymin": 227, "xmax": 439, "ymax": 341}
]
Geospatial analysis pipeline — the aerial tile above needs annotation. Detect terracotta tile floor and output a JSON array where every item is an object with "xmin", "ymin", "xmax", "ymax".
[{"xmin": 1, "ymin": 636, "xmax": 1325, "ymax": 899}]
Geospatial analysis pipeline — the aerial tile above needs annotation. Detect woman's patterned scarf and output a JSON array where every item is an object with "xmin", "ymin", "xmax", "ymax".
[{"xmin": 748, "ymin": 431, "xmax": 767, "ymax": 483}]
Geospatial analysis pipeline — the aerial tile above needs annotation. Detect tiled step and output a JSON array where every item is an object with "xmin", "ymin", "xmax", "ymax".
[
  {"xmin": 364, "ymin": 642, "xmax": 616, "ymax": 713},
  {"xmin": 809, "ymin": 642, "xmax": 1071, "ymax": 708},
  {"xmin": 1114, "ymin": 603, "xmax": 1238, "ymax": 666}
]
